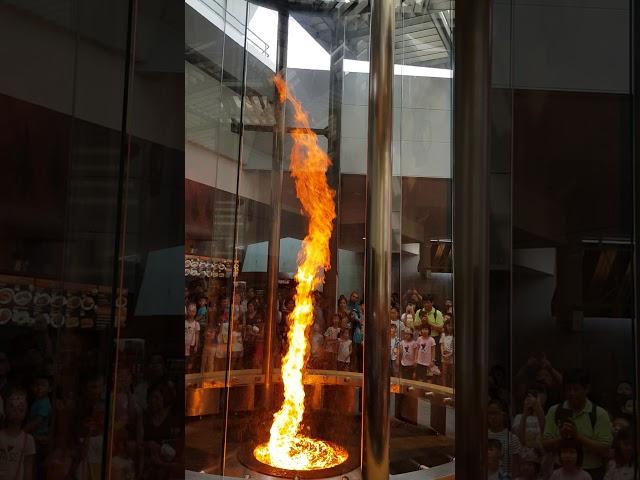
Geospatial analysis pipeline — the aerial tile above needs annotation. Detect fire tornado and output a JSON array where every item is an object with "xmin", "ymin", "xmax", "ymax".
[{"xmin": 253, "ymin": 74, "xmax": 346, "ymax": 471}]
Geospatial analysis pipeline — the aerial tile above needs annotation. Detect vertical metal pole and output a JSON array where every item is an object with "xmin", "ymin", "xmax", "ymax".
[
  {"xmin": 263, "ymin": 9, "xmax": 288, "ymax": 409},
  {"xmin": 453, "ymin": 0, "xmax": 491, "ymax": 478},
  {"xmin": 631, "ymin": 0, "xmax": 640, "ymax": 463},
  {"xmin": 362, "ymin": 0, "xmax": 393, "ymax": 478}
]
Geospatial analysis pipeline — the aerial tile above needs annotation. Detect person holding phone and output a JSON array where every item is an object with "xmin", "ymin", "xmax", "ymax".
[
  {"xmin": 514, "ymin": 388, "xmax": 546, "ymax": 449},
  {"xmin": 542, "ymin": 369, "xmax": 612, "ymax": 480}
]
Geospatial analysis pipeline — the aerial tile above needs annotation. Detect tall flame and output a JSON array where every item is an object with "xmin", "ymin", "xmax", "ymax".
[{"xmin": 254, "ymin": 74, "xmax": 345, "ymax": 471}]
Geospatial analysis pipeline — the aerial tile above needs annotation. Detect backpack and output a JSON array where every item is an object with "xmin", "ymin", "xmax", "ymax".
[{"xmin": 554, "ymin": 403, "xmax": 598, "ymax": 431}]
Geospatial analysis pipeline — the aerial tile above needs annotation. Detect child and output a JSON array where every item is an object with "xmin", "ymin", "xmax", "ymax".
[
  {"xmin": 253, "ymin": 322, "xmax": 264, "ymax": 369},
  {"xmin": 0, "ymin": 388, "xmax": 36, "ymax": 480},
  {"xmin": 110, "ymin": 427, "xmax": 136, "ymax": 480},
  {"xmin": 201, "ymin": 325, "xmax": 217, "ymax": 373},
  {"xmin": 550, "ymin": 439, "xmax": 592, "ymax": 480},
  {"xmin": 604, "ymin": 427, "xmax": 634, "ymax": 480},
  {"xmin": 324, "ymin": 315, "xmax": 341, "ymax": 370},
  {"xmin": 488, "ymin": 438, "xmax": 510, "ymax": 480},
  {"xmin": 513, "ymin": 387, "xmax": 546, "ymax": 449},
  {"xmin": 214, "ymin": 322, "xmax": 229, "ymax": 371},
  {"xmin": 197, "ymin": 296, "xmax": 208, "ymax": 319},
  {"xmin": 515, "ymin": 449, "xmax": 541, "ymax": 480},
  {"xmin": 415, "ymin": 326, "xmax": 436, "ymax": 381},
  {"xmin": 418, "ymin": 310, "xmax": 430, "ymax": 336},
  {"xmin": 440, "ymin": 318, "xmax": 454, "ymax": 386},
  {"xmin": 185, "ymin": 302, "xmax": 200, "ymax": 372},
  {"xmin": 401, "ymin": 304, "xmax": 417, "ymax": 330},
  {"xmin": 230, "ymin": 322, "xmax": 244, "ymax": 370},
  {"xmin": 24, "ymin": 376, "xmax": 51, "ymax": 471},
  {"xmin": 389, "ymin": 306, "xmax": 404, "ymax": 332},
  {"xmin": 399, "ymin": 329, "xmax": 417, "ymax": 379},
  {"xmin": 310, "ymin": 324, "xmax": 324, "ymax": 369},
  {"xmin": 488, "ymin": 398, "xmax": 523, "ymax": 477},
  {"xmin": 390, "ymin": 324, "xmax": 400, "ymax": 377},
  {"xmin": 337, "ymin": 329, "xmax": 352, "ymax": 371}
]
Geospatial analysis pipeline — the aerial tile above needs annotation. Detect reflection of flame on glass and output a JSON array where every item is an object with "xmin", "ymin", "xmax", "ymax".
[{"xmin": 253, "ymin": 74, "xmax": 346, "ymax": 471}]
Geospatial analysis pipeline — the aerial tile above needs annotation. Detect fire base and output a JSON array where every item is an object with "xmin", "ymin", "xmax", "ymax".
[{"xmin": 238, "ymin": 441, "xmax": 360, "ymax": 479}]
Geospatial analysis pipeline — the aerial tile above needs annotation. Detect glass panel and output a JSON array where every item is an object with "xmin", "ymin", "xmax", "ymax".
[
  {"xmin": 107, "ymin": 0, "xmax": 185, "ymax": 478},
  {"xmin": 490, "ymin": 2, "xmax": 637, "ymax": 479},
  {"xmin": 390, "ymin": 0, "xmax": 455, "ymax": 475},
  {"xmin": 184, "ymin": 0, "xmax": 247, "ymax": 474},
  {"xmin": 0, "ymin": 1, "xmax": 130, "ymax": 479}
]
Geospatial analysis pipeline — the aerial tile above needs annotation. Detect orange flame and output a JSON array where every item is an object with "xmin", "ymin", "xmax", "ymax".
[{"xmin": 254, "ymin": 74, "xmax": 344, "ymax": 471}]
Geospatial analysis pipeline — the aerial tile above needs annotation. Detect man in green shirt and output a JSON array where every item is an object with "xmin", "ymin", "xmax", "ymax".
[
  {"xmin": 416, "ymin": 294, "xmax": 443, "ymax": 364},
  {"xmin": 542, "ymin": 368, "xmax": 612, "ymax": 480}
]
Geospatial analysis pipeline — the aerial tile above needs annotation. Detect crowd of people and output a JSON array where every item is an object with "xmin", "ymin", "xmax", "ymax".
[
  {"xmin": 185, "ymin": 282, "xmax": 638, "ymax": 480},
  {"xmin": 487, "ymin": 362, "xmax": 635, "ymax": 480},
  {"xmin": 185, "ymin": 282, "xmax": 455, "ymax": 388},
  {"xmin": 0, "ymin": 339, "xmax": 182, "ymax": 480}
]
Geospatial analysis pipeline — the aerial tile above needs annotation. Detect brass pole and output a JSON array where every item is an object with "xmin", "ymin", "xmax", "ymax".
[
  {"xmin": 454, "ymin": 0, "xmax": 491, "ymax": 477},
  {"xmin": 362, "ymin": 0, "xmax": 394, "ymax": 477}
]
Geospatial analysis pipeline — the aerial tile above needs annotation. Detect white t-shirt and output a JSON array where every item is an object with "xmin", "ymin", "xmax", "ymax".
[
  {"xmin": 401, "ymin": 313, "xmax": 416, "ymax": 328},
  {"xmin": 215, "ymin": 340, "xmax": 227, "ymax": 359},
  {"xmin": 416, "ymin": 336, "xmax": 436, "ymax": 366},
  {"xmin": 337, "ymin": 339, "xmax": 352, "ymax": 363},
  {"xmin": 549, "ymin": 468, "xmax": 592, "ymax": 480},
  {"xmin": 185, "ymin": 319, "xmax": 200, "ymax": 355},
  {"xmin": 0, "ymin": 430, "xmax": 36, "ymax": 480},
  {"xmin": 324, "ymin": 326, "xmax": 340, "ymax": 340},
  {"xmin": 440, "ymin": 333, "xmax": 454, "ymax": 363},
  {"xmin": 215, "ymin": 327, "xmax": 230, "ymax": 358},
  {"xmin": 390, "ymin": 337, "xmax": 399, "ymax": 361},
  {"xmin": 512, "ymin": 414, "xmax": 542, "ymax": 448},
  {"xmin": 390, "ymin": 319, "xmax": 403, "ymax": 331},
  {"xmin": 400, "ymin": 340, "xmax": 418, "ymax": 366},
  {"xmin": 488, "ymin": 428, "xmax": 522, "ymax": 475},
  {"xmin": 604, "ymin": 461, "xmax": 635, "ymax": 480},
  {"xmin": 231, "ymin": 331, "xmax": 243, "ymax": 353}
]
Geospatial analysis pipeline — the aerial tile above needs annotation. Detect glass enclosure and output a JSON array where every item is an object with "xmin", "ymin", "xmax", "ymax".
[
  {"xmin": 184, "ymin": 0, "xmax": 455, "ymax": 477},
  {"xmin": 488, "ymin": 1, "xmax": 638, "ymax": 479}
]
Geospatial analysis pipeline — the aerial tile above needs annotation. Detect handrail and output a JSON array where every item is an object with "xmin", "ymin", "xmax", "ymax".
[
  {"xmin": 185, "ymin": 368, "xmax": 455, "ymax": 399},
  {"xmin": 195, "ymin": 0, "xmax": 270, "ymax": 58}
]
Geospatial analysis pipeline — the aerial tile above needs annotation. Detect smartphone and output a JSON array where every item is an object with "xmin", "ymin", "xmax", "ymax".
[{"xmin": 556, "ymin": 407, "xmax": 573, "ymax": 426}]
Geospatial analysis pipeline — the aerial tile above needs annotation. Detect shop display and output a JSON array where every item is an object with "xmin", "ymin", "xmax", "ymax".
[
  {"xmin": 0, "ymin": 274, "xmax": 127, "ymax": 329},
  {"xmin": 184, "ymin": 254, "xmax": 235, "ymax": 279}
]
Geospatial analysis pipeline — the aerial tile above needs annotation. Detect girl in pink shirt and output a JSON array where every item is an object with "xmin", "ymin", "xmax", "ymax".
[
  {"xmin": 399, "ymin": 330, "xmax": 418, "ymax": 379},
  {"xmin": 415, "ymin": 326, "xmax": 436, "ymax": 382}
]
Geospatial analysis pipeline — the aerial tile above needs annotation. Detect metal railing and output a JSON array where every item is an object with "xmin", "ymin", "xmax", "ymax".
[{"xmin": 195, "ymin": 0, "xmax": 270, "ymax": 58}]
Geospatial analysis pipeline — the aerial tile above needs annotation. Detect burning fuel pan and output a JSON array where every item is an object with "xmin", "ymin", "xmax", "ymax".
[{"xmin": 238, "ymin": 441, "xmax": 361, "ymax": 479}]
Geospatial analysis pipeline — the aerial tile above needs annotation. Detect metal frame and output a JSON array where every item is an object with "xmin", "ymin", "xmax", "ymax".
[
  {"xmin": 453, "ymin": 0, "xmax": 491, "ymax": 478},
  {"xmin": 264, "ymin": 8, "xmax": 289, "ymax": 409},
  {"xmin": 632, "ymin": 0, "xmax": 640, "ymax": 463},
  {"xmin": 324, "ymin": 9, "xmax": 345, "ymax": 308}
]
